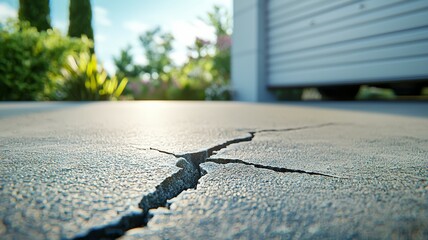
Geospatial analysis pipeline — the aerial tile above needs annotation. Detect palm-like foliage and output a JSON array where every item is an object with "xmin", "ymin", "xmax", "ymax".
[{"xmin": 60, "ymin": 53, "xmax": 128, "ymax": 100}]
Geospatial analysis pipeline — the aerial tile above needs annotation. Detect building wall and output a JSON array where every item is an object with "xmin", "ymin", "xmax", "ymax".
[
  {"xmin": 232, "ymin": 0, "xmax": 274, "ymax": 102},
  {"xmin": 232, "ymin": 0, "xmax": 428, "ymax": 102},
  {"xmin": 266, "ymin": 0, "xmax": 428, "ymax": 87}
]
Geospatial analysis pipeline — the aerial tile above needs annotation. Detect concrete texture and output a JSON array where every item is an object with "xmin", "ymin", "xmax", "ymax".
[{"xmin": 0, "ymin": 102, "xmax": 427, "ymax": 239}]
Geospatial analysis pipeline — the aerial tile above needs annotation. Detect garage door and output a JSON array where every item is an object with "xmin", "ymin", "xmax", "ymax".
[{"xmin": 266, "ymin": 0, "xmax": 428, "ymax": 87}]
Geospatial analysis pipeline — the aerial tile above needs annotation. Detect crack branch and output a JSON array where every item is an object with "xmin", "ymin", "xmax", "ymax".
[
  {"xmin": 207, "ymin": 158, "xmax": 340, "ymax": 178},
  {"xmin": 255, "ymin": 122, "xmax": 336, "ymax": 134},
  {"xmin": 149, "ymin": 147, "xmax": 180, "ymax": 158}
]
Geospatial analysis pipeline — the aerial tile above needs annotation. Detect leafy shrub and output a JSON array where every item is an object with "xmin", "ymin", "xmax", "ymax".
[
  {"xmin": 0, "ymin": 20, "xmax": 91, "ymax": 100},
  {"xmin": 60, "ymin": 52, "xmax": 128, "ymax": 100}
]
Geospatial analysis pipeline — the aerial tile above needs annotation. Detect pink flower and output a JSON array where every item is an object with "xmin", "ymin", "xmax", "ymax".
[
  {"xmin": 128, "ymin": 82, "xmax": 141, "ymax": 95},
  {"xmin": 216, "ymin": 35, "xmax": 231, "ymax": 51}
]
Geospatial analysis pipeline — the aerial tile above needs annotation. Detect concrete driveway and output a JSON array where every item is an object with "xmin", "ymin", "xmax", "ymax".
[{"xmin": 0, "ymin": 102, "xmax": 427, "ymax": 239}]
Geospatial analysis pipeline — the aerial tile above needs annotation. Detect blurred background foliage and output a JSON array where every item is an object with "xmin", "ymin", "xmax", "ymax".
[
  {"xmin": 0, "ymin": 20, "xmax": 91, "ymax": 100},
  {"xmin": 0, "ymin": 0, "xmax": 232, "ymax": 101},
  {"xmin": 60, "ymin": 52, "xmax": 128, "ymax": 100},
  {"xmin": 1, "ymin": 1, "xmax": 425, "ymax": 101},
  {"xmin": 18, "ymin": 0, "xmax": 51, "ymax": 31},
  {"xmin": 68, "ymin": 0, "xmax": 94, "ymax": 53},
  {"xmin": 114, "ymin": 5, "xmax": 232, "ymax": 100}
]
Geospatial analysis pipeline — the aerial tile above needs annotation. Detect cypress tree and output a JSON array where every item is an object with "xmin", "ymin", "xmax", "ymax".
[
  {"xmin": 18, "ymin": 0, "xmax": 51, "ymax": 31},
  {"xmin": 68, "ymin": 0, "xmax": 94, "ymax": 42}
]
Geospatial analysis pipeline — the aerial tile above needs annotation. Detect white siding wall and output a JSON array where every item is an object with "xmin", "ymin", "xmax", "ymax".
[
  {"xmin": 232, "ymin": 0, "xmax": 428, "ymax": 101},
  {"xmin": 232, "ymin": 0, "xmax": 274, "ymax": 102},
  {"xmin": 266, "ymin": 0, "xmax": 428, "ymax": 87}
]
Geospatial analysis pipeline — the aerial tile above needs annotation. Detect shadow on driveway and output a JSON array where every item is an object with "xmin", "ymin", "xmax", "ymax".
[
  {"xmin": 0, "ymin": 102, "xmax": 93, "ymax": 119},
  {"xmin": 283, "ymin": 101, "xmax": 428, "ymax": 118}
]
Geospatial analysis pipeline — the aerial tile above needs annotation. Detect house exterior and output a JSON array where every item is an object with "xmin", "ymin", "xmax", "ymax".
[{"xmin": 232, "ymin": 0, "xmax": 428, "ymax": 101}]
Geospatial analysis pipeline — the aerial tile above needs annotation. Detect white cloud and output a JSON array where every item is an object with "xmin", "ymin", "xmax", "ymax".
[
  {"xmin": 166, "ymin": 20, "xmax": 215, "ymax": 65},
  {"xmin": 97, "ymin": 59, "xmax": 116, "ymax": 75},
  {"xmin": 121, "ymin": 21, "xmax": 150, "ymax": 67},
  {"xmin": 52, "ymin": 20, "xmax": 67, "ymax": 33},
  {"xmin": 169, "ymin": 20, "xmax": 215, "ymax": 48},
  {"xmin": 0, "ymin": 3, "xmax": 17, "ymax": 22},
  {"xmin": 170, "ymin": 51, "xmax": 188, "ymax": 66},
  {"xmin": 133, "ymin": 53, "xmax": 147, "ymax": 66},
  {"xmin": 95, "ymin": 33, "xmax": 107, "ymax": 43},
  {"xmin": 123, "ymin": 20, "xmax": 149, "ymax": 35},
  {"xmin": 216, "ymin": 0, "xmax": 233, "ymax": 8},
  {"xmin": 94, "ymin": 6, "xmax": 111, "ymax": 27}
]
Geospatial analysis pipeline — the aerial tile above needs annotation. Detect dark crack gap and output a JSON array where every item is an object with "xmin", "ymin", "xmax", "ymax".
[
  {"xmin": 207, "ymin": 158, "xmax": 340, "ymax": 178},
  {"xmin": 256, "ymin": 122, "xmax": 336, "ymax": 134},
  {"xmin": 148, "ymin": 147, "xmax": 179, "ymax": 158},
  {"xmin": 72, "ymin": 132, "xmax": 254, "ymax": 240},
  {"xmin": 72, "ymin": 123, "xmax": 338, "ymax": 240},
  {"xmin": 73, "ymin": 157, "xmax": 199, "ymax": 240}
]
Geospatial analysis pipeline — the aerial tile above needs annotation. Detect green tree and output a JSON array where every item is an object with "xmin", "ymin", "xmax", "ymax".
[
  {"xmin": 113, "ymin": 46, "xmax": 142, "ymax": 80},
  {"xmin": 201, "ymin": 5, "xmax": 232, "ymax": 80},
  {"xmin": 18, "ymin": 0, "xmax": 51, "ymax": 31},
  {"xmin": 112, "ymin": 5, "xmax": 233, "ymax": 101},
  {"xmin": 135, "ymin": 27, "xmax": 175, "ymax": 99},
  {"xmin": 139, "ymin": 27, "xmax": 174, "ymax": 75},
  {"xmin": 197, "ymin": 5, "xmax": 232, "ymax": 100},
  {"xmin": 68, "ymin": 0, "xmax": 94, "ymax": 49},
  {"xmin": 113, "ymin": 28, "xmax": 175, "ymax": 99},
  {"xmin": 199, "ymin": 5, "xmax": 232, "ymax": 37}
]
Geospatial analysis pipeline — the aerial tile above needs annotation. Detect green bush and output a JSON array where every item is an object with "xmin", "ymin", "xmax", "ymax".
[
  {"xmin": 0, "ymin": 21, "xmax": 91, "ymax": 100},
  {"xmin": 60, "ymin": 52, "xmax": 128, "ymax": 100}
]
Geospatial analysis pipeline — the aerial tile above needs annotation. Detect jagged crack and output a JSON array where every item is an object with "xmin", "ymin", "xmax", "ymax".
[
  {"xmin": 73, "ymin": 158, "xmax": 199, "ymax": 240},
  {"xmin": 72, "ymin": 132, "xmax": 254, "ymax": 240},
  {"xmin": 139, "ymin": 158, "xmax": 200, "ymax": 216},
  {"xmin": 256, "ymin": 122, "xmax": 336, "ymax": 134},
  {"xmin": 73, "ymin": 123, "xmax": 339, "ymax": 239},
  {"xmin": 149, "ymin": 147, "xmax": 180, "ymax": 158},
  {"xmin": 207, "ymin": 158, "xmax": 339, "ymax": 178}
]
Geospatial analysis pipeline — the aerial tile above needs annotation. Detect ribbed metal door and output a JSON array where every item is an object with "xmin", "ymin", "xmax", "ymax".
[{"xmin": 266, "ymin": 0, "xmax": 428, "ymax": 87}]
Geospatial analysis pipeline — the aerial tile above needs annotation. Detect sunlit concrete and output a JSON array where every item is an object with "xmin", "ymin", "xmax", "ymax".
[{"xmin": 0, "ymin": 101, "xmax": 427, "ymax": 239}]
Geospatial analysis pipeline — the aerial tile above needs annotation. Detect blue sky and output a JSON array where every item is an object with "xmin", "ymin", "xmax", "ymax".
[{"xmin": 0, "ymin": 0, "xmax": 232, "ymax": 73}]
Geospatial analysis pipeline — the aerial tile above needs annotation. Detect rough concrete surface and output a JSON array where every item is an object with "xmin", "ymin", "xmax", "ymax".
[{"xmin": 0, "ymin": 102, "xmax": 427, "ymax": 239}]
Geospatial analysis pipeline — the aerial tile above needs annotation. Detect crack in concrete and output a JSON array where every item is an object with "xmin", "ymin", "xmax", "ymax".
[
  {"xmin": 73, "ymin": 158, "xmax": 198, "ymax": 240},
  {"xmin": 254, "ymin": 122, "xmax": 336, "ymax": 134},
  {"xmin": 207, "ymin": 158, "xmax": 339, "ymax": 178},
  {"xmin": 148, "ymin": 147, "xmax": 179, "ymax": 158},
  {"xmin": 72, "ymin": 123, "xmax": 338, "ymax": 240}
]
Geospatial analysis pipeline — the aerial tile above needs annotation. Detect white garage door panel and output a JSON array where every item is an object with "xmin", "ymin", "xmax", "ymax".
[
  {"xmin": 268, "ymin": 0, "xmax": 332, "ymax": 25},
  {"xmin": 269, "ymin": 39, "xmax": 428, "ymax": 73},
  {"xmin": 269, "ymin": 57, "xmax": 428, "ymax": 86},
  {"xmin": 267, "ymin": 0, "xmax": 300, "ymax": 13},
  {"xmin": 269, "ymin": 26, "xmax": 428, "ymax": 65},
  {"xmin": 268, "ymin": 0, "xmax": 402, "ymax": 43},
  {"xmin": 266, "ymin": 0, "xmax": 428, "ymax": 86},
  {"xmin": 268, "ymin": 0, "xmax": 428, "ymax": 50}
]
